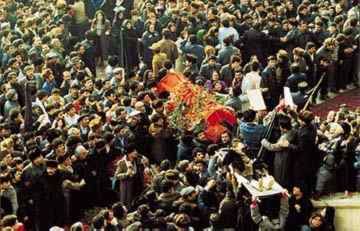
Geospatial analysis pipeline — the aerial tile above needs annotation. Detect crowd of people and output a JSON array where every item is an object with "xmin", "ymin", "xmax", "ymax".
[{"xmin": 1, "ymin": 0, "xmax": 360, "ymax": 230}]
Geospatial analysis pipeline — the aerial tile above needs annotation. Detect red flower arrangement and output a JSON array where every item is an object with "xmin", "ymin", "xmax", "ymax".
[{"xmin": 157, "ymin": 72, "xmax": 237, "ymax": 142}]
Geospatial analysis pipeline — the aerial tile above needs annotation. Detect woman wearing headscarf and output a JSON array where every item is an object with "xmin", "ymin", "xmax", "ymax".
[
  {"xmin": 110, "ymin": 8, "xmax": 125, "ymax": 58},
  {"xmin": 119, "ymin": 20, "xmax": 140, "ymax": 73},
  {"xmin": 90, "ymin": 10, "xmax": 111, "ymax": 66}
]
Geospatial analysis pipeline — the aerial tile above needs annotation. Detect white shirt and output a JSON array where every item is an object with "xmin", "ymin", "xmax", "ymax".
[
  {"xmin": 218, "ymin": 26, "xmax": 239, "ymax": 48},
  {"xmin": 64, "ymin": 114, "xmax": 80, "ymax": 127},
  {"xmin": 241, "ymin": 71, "xmax": 262, "ymax": 94},
  {"xmin": 105, "ymin": 65, "xmax": 113, "ymax": 80}
]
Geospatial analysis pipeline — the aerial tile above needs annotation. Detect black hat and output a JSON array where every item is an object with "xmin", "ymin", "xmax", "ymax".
[
  {"xmin": 46, "ymin": 159, "xmax": 58, "ymax": 168},
  {"xmin": 78, "ymin": 114, "xmax": 90, "ymax": 122},
  {"xmin": 28, "ymin": 148, "xmax": 43, "ymax": 161}
]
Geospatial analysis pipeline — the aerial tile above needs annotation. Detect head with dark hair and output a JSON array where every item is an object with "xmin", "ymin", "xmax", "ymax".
[
  {"xmin": 298, "ymin": 110, "xmax": 314, "ymax": 126},
  {"xmin": 192, "ymin": 147, "xmax": 205, "ymax": 158},
  {"xmin": 160, "ymin": 159, "xmax": 171, "ymax": 171},
  {"xmin": 231, "ymin": 55, "xmax": 241, "ymax": 64},
  {"xmin": 243, "ymin": 110, "xmax": 256, "ymax": 122},
  {"xmin": 222, "ymin": 19, "xmax": 230, "ymax": 27},
  {"xmin": 162, "ymin": 28, "xmax": 171, "ymax": 39},
  {"xmin": 185, "ymin": 170, "xmax": 200, "ymax": 186},
  {"xmin": 251, "ymin": 61, "xmax": 260, "ymax": 72},
  {"xmin": 122, "ymin": 97, "xmax": 131, "ymax": 107},
  {"xmin": 107, "ymin": 56, "xmax": 119, "ymax": 67},
  {"xmin": 9, "ymin": 108, "xmax": 21, "ymax": 122},
  {"xmin": 278, "ymin": 115, "xmax": 292, "ymax": 131},
  {"xmin": 223, "ymin": 35, "xmax": 234, "ymax": 46},
  {"xmin": 125, "ymin": 143, "xmax": 137, "ymax": 154},
  {"xmin": 92, "ymin": 214, "xmax": 105, "ymax": 229},
  {"xmin": 160, "ymin": 179, "xmax": 174, "ymax": 193},
  {"xmin": 305, "ymin": 42, "xmax": 316, "ymax": 51},
  {"xmin": 189, "ymin": 34, "xmax": 197, "ymax": 44},
  {"xmin": 290, "ymin": 63, "xmax": 300, "ymax": 74},
  {"xmin": 340, "ymin": 122, "xmax": 351, "ymax": 138},
  {"xmin": 112, "ymin": 202, "xmax": 127, "ymax": 219},
  {"xmin": 137, "ymin": 204, "xmax": 150, "ymax": 218},
  {"xmin": 206, "ymin": 144, "xmax": 219, "ymax": 156},
  {"xmin": 308, "ymin": 212, "xmax": 325, "ymax": 229}
]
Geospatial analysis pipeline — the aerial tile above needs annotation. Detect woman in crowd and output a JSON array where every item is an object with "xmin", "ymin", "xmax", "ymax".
[{"xmin": 90, "ymin": 10, "xmax": 111, "ymax": 66}]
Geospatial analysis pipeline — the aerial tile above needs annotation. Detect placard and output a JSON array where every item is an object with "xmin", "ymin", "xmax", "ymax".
[
  {"xmin": 247, "ymin": 89, "xmax": 267, "ymax": 111},
  {"xmin": 234, "ymin": 173, "xmax": 285, "ymax": 197},
  {"xmin": 284, "ymin": 87, "xmax": 295, "ymax": 107}
]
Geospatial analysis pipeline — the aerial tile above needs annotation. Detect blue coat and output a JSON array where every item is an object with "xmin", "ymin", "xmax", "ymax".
[
  {"xmin": 181, "ymin": 42, "xmax": 205, "ymax": 67},
  {"xmin": 286, "ymin": 73, "xmax": 307, "ymax": 92}
]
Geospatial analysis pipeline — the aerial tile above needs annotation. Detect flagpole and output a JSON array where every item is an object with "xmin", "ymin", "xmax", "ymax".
[{"xmin": 302, "ymin": 73, "xmax": 326, "ymax": 111}]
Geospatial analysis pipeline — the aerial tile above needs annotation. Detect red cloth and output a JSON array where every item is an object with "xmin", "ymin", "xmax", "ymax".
[
  {"xmin": 156, "ymin": 72, "xmax": 186, "ymax": 93},
  {"xmin": 14, "ymin": 223, "xmax": 25, "ymax": 231},
  {"xmin": 206, "ymin": 107, "xmax": 237, "ymax": 126},
  {"xmin": 204, "ymin": 124, "xmax": 228, "ymax": 143}
]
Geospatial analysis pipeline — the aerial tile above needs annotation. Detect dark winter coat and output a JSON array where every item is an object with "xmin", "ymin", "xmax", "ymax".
[{"xmin": 141, "ymin": 30, "xmax": 160, "ymax": 66}]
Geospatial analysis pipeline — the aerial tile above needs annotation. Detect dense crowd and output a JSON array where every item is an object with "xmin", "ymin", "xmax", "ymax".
[{"xmin": 1, "ymin": 0, "xmax": 360, "ymax": 230}]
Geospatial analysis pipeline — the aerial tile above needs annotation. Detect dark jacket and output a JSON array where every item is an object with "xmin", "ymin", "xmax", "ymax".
[
  {"xmin": 122, "ymin": 25, "xmax": 140, "ymax": 72},
  {"xmin": 220, "ymin": 64, "xmax": 235, "ymax": 87},
  {"xmin": 39, "ymin": 171, "xmax": 66, "ymax": 230},
  {"xmin": 303, "ymin": 52, "xmax": 316, "ymax": 87},
  {"xmin": 199, "ymin": 63, "xmax": 221, "ymax": 79},
  {"xmin": 286, "ymin": 195, "xmax": 313, "ymax": 231},
  {"xmin": 217, "ymin": 45, "xmax": 240, "ymax": 65},
  {"xmin": 241, "ymin": 28, "xmax": 267, "ymax": 65},
  {"xmin": 261, "ymin": 66, "xmax": 281, "ymax": 99},
  {"xmin": 291, "ymin": 91, "xmax": 308, "ymax": 110},
  {"xmin": 238, "ymin": 122, "xmax": 266, "ymax": 153},
  {"xmin": 218, "ymin": 197, "xmax": 239, "ymax": 229},
  {"xmin": 286, "ymin": 73, "xmax": 307, "ymax": 92},
  {"xmin": 141, "ymin": 30, "xmax": 161, "ymax": 66},
  {"xmin": 181, "ymin": 42, "xmax": 205, "ymax": 67}
]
